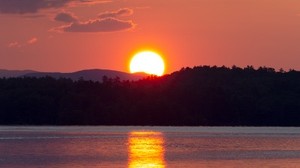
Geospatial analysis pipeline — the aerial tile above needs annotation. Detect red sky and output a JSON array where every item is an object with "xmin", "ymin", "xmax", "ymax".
[{"xmin": 1, "ymin": 0, "xmax": 300, "ymax": 74}]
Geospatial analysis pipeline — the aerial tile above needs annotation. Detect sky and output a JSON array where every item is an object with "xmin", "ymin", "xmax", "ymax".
[{"xmin": 1, "ymin": 0, "xmax": 300, "ymax": 74}]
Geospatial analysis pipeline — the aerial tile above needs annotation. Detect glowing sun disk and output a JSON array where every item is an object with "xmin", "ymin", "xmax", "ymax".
[{"xmin": 130, "ymin": 51, "xmax": 165, "ymax": 76}]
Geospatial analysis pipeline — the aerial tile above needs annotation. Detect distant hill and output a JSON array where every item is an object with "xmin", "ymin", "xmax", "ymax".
[
  {"xmin": 0, "ymin": 69, "xmax": 146, "ymax": 81},
  {"xmin": 0, "ymin": 69, "xmax": 37, "ymax": 78}
]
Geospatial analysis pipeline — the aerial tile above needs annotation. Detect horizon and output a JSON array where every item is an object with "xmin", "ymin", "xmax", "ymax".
[
  {"xmin": 1, "ymin": 0, "xmax": 300, "ymax": 74},
  {"xmin": 1, "ymin": 65, "xmax": 299, "ymax": 82},
  {"xmin": 0, "ymin": 64, "xmax": 298, "ymax": 74}
]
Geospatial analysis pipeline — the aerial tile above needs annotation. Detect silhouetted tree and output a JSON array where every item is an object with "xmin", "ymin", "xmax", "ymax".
[{"xmin": 0, "ymin": 65, "xmax": 299, "ymax": 126}]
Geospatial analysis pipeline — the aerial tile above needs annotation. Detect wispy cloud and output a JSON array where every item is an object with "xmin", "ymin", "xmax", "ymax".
[
  {"xmin": 8, "ymin": 41, "xmax": 19, "ymax": 48},
  {"xmin": 98, "ymin": 8, "xmax": 133, "ymax": 19},
  {"xmin": 27, "ymin": 37, "xmax": 38, "ymax": 44},
  {"xmin": 52, "ymin": 8, "xmax": 136, "ymax": 33},
  {"xmin": 7, "ymin": 37, "xmax": 38, "ymax": 48},
  {"xmin": 56, "ymin": 18, "xmax": 135, "ymax": 33}
]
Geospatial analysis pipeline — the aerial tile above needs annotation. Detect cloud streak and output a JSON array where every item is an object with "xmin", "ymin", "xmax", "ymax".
[
  {"xmin": 7, "ymin": 37, "xmax": 38, "ymax": 48},
  {"xmin": 59, "ymin": 18, "xmax": 135, "ymax": 32},
  {"xmin": 98, "ymin": 8, "xmax": 133, "ymax": 19},
  {"xmin": 8, "ymin": 41, "xmax": 19, "ymax": 48}
]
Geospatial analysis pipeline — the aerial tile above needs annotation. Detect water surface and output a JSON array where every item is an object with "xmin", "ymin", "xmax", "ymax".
[{"xmin": 1, "ymin": 126, "xmax": 300, "ymax": 168}]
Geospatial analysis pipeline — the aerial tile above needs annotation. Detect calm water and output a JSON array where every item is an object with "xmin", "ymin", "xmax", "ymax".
[{"xmin": 1, "ymin": 126, "xmax": 300, "ymax": 168}]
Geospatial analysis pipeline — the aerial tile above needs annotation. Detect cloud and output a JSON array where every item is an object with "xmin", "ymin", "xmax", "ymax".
[
  {"xmin": 7, "ymin": 37, "xmax": 38, "ymax": 48},
  {"xmin": 0, "ymin": 0, "xmax": 71, "ymax": 14},
  {"xmin": 54, "ymin": 12, "xmax": 78, "ymax": 23},
  {"xmin": 77, "ymin": 0, "xmax": 112, "ymax": 5},
  {"xmin": 98, "ymin": 8, "xmax": 133, "ymax": 19},
  {"xmin": 58, "ymin": 18, "xmax": 135, "ymax": 32},
  {"xmin": 8, "ymin": 41, "xmax": 19, "ymax": 48},
  {"xmin": 27, "ymin": 37, "xmax": 38, "ymax": 44},
  {"xmin": 0, "ymin": 0, "xmax": 109, "ymax": 14},
  {"xmin": 51, "ymin": 7, "xmax": 135, "ymax": 33}
]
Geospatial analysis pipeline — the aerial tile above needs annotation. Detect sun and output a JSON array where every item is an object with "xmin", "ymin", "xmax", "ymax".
[{"xmin": 129, "ymin": 51, "xmax": 165, "ymax": 76}]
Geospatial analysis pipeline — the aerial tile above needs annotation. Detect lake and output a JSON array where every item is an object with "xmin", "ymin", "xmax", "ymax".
[{"xmin": 1, "ymin": 126, "xmax": 300, "ymax": 168}]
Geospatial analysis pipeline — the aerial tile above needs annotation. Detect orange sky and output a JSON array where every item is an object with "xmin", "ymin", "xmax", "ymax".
[{"xmin": 1, "ymin": 0, "xmax": 300, "ymax": 74}]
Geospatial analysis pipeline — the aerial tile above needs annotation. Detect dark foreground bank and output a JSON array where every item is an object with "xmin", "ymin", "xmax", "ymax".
[{"xmin": 0, "ymin": 66, "xmax": 299, "ymax": 126}]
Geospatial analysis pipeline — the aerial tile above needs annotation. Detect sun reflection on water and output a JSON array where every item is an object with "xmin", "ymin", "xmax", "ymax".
[{"xmin": 128, "ymin": 131, "xmax": 165, "ymax": 168}]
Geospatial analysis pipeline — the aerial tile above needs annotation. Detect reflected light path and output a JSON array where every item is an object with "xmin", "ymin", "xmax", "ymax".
[{"xmin": 128, "ymin": 131, "xmax": 165, "ymax": 168}]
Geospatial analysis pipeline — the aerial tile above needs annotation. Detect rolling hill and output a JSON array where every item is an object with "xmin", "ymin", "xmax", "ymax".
[
  {"xmin": 0, "ymin": 69, "xmax": 37, "ymax": 78},
  {"xmin": 0, "ymin": 69, "xmax": 146, "ymax": 81}
]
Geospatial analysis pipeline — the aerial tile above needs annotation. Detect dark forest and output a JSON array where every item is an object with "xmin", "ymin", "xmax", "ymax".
[{"xmin": 0, "ymin": 66, "xmax": 300, "ymax": 126}]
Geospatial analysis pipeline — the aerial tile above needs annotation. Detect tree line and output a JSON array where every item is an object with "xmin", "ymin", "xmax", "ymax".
[{"xmin": 0, "ymin": 65, "xmax": 299, "ymax": 126}]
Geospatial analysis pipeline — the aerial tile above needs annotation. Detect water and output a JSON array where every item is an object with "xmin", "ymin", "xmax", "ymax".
[{"xmin": 1, "ymin": 126, "xmax": 300, "ymax": 168}]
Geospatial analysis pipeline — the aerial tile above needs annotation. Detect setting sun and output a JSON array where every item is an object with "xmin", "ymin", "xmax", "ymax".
[{"xmin": 130, "ymin": 51, "xmax": 165, "ymax": 76}]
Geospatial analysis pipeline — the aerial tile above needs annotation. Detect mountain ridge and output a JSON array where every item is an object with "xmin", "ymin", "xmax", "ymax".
[
  {"xmin": 0, "ymin": 69, "xmax": 146, "ymax": 81},
  {"xmin": 0, "ymin": 69, "xmax": 37, "ymax": 78}
]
